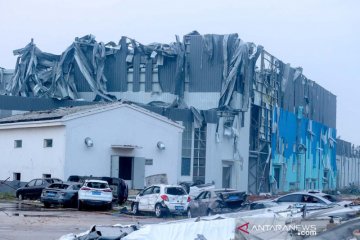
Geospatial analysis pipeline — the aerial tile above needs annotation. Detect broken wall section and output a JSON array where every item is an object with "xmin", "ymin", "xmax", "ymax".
[{"xmin": 336, "ymin": 139, "xmax": 360, "ymax": 189}]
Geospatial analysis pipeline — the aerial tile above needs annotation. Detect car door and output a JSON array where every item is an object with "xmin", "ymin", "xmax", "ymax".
[
  {"xmin": 190, "ymin": 191, "xmax": 206, "ymax": 217},
  {"xmin": 148, "ymin": 186, "xmax": 160, "ymax": 211},
  {"xmin": 138, "ymin": 187, "xmax": 153, "ymax": 211},
  {"xmin": 34, "ymin": 179, "xmax": 45, "ymax": 198},
  {"xmin": 199, "ymin": 191, "xmax": 211, "ymax": 216},
  {"xmin": 23, "ymin": 179, "xmax": 36, "ymax": 198}
]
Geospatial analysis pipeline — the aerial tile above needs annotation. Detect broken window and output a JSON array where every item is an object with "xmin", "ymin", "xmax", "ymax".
[
  {"xmin": 43, "ymin": 139, "xmax": 53, "ymax": 148},
  {"xmin": 14, "ymin": 140, "xmax": 22, "ymax": 148}
]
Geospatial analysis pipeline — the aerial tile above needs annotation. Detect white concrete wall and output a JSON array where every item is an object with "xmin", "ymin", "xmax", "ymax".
[
  {"xmin": 205, "ymin": 111, "xmax": 251, "ymax": 192},
  {"xmin": 64, "ymin": 106, "xmax": 183, "ymax": 185},
  {"xmin": 0, "ymin": 126, "xmax": 66, "ymax": 182}
]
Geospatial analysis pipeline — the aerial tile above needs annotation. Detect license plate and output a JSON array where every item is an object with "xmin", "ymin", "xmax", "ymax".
[
  {"xmin": 47, "ymin": 192, "xmax": 56, "ymax": 197},
  {"xmin": 228, "ymin": 195, "xmax": 240, "ymax": 200},
  {"xmin": 175, "ymin": 206, "xmax": 184, "ymax": 211},
  {"xmin": 92, "ymin": 191, "xmax": 101, "ymax": 195}
]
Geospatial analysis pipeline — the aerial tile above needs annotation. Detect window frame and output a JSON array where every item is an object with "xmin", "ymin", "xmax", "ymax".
[
  {"xmin": 14, "ymin": 140, "xmax": 22, "ymax": 148},
  {"xmin": 43, "ymin": 139, "xmax": 53, "ymax": 148}
]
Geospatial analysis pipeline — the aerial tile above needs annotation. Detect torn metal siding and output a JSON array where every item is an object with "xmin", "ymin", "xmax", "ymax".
[
  {"xmin": 145, "ymin": 59, "xmax": 153, "ymax": 92},
  {"xmin": 132, "ymin": 54, "xmax": 141, "ymax": 92},
  {"xmin": 103, "ymin": 37, "xmax": 127, "ymax": 92},
  {"xmin": 186, "ymin": 34, "xmax": 223, "ymax": 92},
  {"xmin": 158, "ymin": 57, "xmax": 178, "ymax": 93},
  {"xmin": 0, "ymin": 95, "xmax": 94, "ymax": 112}
]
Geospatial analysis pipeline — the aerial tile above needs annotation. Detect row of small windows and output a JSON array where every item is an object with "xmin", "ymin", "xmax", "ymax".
[{"xmin": 14, "ymin": 139, "xmax": 53, "ymax": 148}]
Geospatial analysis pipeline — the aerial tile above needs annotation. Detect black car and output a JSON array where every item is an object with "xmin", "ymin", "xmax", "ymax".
[
  {"xmin": 67, "ymin": 175, "xmax": 128, "ymax": 204},
  {"xmin": 16, "ymin": 178, "xmax": 62, "ymax": 200},
  {"xmin": 187, "ymin": 189, "xmax": 247, "ymax": 218},
  {"xmin": 41, "ymin": 182, "xmax": 83, "ymax": 208}
]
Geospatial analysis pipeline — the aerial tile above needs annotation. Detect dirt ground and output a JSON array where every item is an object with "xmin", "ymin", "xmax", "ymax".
[{"xmin": 0, "ymin": 200, "xmax": 175, "ymax": 240}]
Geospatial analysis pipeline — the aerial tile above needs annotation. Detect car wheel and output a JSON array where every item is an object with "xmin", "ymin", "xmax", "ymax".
[
  {"xmin": 18, "ymin": 194, "xmax": 23, "ymax": 201},
  {"xmin": 44, "ymin": 203, "xmax": 50, "ymax": 208},
  {"xmin": 187, "ymin": 208, "xmax": 192, "ymax": 218},
  {"xmin": 132, "ymin": 203, "xmax": 139, "ymax": 215},
  {"xmin": 155, "ymin": 204, "xmax": 163, "ymax": 218}
]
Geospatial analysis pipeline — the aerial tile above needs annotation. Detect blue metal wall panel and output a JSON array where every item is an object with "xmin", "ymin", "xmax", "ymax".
[{"xmin": 271, "ymin": 107, "xmax": 337, "ymax": 191}]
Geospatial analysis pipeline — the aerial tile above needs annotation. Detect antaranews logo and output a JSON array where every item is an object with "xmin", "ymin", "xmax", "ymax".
[
  {"xmin": 236, "ymin": 222, "xmax": 317, "ymax": 236},
  {"xmin": 237, "ymin": 222, "xmax": 250, "ymax": 234}
]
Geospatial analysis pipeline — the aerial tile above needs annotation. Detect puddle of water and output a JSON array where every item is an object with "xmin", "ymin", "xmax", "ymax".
[{"xmin": 14, "ymin": 202, "xmax": 43, "ymax": 211}]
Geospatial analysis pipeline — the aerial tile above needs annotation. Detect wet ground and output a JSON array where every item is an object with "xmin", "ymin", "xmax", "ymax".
[{"xmin": 0, "ymin": 200, "xmax": 177, "ymax": 240}]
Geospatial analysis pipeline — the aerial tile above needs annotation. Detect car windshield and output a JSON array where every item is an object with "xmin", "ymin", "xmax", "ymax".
[
  {"xmin": 165, "ymin": 187, "xmax": 186, "ymax": 195},
  {"xmin": 48, "ymin": 183, "xmax": 69, "ymax": 189},
  {"xmin": 87, "ymin": 182, "xmax": 109, "ymax": 189}
]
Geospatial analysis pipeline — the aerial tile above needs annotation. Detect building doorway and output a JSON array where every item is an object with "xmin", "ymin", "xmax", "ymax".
[
  {"xmin": 111, "ymin": 155, "xmax": 145, "ymax": 189},
  {"xmin": 119, "ymin": 157, "xmax": 133, "ymax": 180}
]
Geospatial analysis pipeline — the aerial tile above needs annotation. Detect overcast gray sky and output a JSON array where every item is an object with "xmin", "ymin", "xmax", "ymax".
[{"xmin": 0, "ymin": 0, "xmax": 359, "ymax": 144}]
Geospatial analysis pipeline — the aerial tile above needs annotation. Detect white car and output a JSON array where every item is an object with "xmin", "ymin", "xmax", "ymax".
[
  {"xmin": 78, "ymin": 180, "xmax": 113, "ymax": 210},
  {"xmin": 252, "ymin": 191, "xmax": 344, "ymax": 210},
  {"xmin": 131, "ymin": 184, "xmax": 190, "ymax": 217}
]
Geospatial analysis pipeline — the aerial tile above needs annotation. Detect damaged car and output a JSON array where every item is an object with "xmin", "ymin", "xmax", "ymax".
[
  {"xmin": 251, "ymin": 191, "xmax": 346, "ymax": 210},
  {"xmin": 187, "ymin": 189, "xmax": 247, "ymax": 218},
  {"xmin": 131, "ymin": 184, "xmax": 190, "ymax": 217},
  {"xmin": 41, "ymin": 182, "xmax": 82, "ymax": 208}
]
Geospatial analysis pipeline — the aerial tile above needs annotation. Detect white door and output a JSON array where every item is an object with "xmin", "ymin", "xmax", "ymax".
[
  {"xmin": 110, "ymin": 155, "xmax": 119, "ymax": 178},
  {"xmin": 133, "ymin": 157, "xmax": 145, "ymax": 189},
  {"xmin": 138, "ymin": 187, "xmax": 153, "ymax": 211},
  {"xmin": 148, "ymin": 186, "xmax": 161, "ymax": 211}
]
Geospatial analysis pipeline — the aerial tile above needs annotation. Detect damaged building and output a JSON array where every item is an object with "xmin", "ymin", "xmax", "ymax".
[
  {"xmin": 336, "ymin": 139, "xmax": 360, "ymax": 189},
  {"xmin": 0, "ymin": 32, "xmax": 341, "ymax": 193}
]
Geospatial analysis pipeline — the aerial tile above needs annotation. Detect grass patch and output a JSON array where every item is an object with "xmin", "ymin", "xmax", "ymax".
[{"xmin": 0, "ymin": 192, "xmax": 16, "ymax": 200}]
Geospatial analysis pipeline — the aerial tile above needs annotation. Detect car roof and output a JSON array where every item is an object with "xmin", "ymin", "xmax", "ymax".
[
  {"xmin": 147, "ymin": 184, "xmax": 184, "ymax": 188},
  {"xmin": 85, "ymin": 179, "xmax": 108, "ymax": 184},
  {"xmin": 277, "ymin": 192, "xmax": 332, "ymax": 203}
]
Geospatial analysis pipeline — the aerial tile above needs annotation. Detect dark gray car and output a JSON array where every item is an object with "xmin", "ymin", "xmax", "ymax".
[
  {"xmin": 16, "ymin": 178, "xmax": 62, "ymax": 200},
  {"xmin": 187, "ymin": 189, "xmax": 247, "ymax": 218},
  {"xmin": 41, "ymin": 182, "xmax": 83, "ymax": 208}
]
